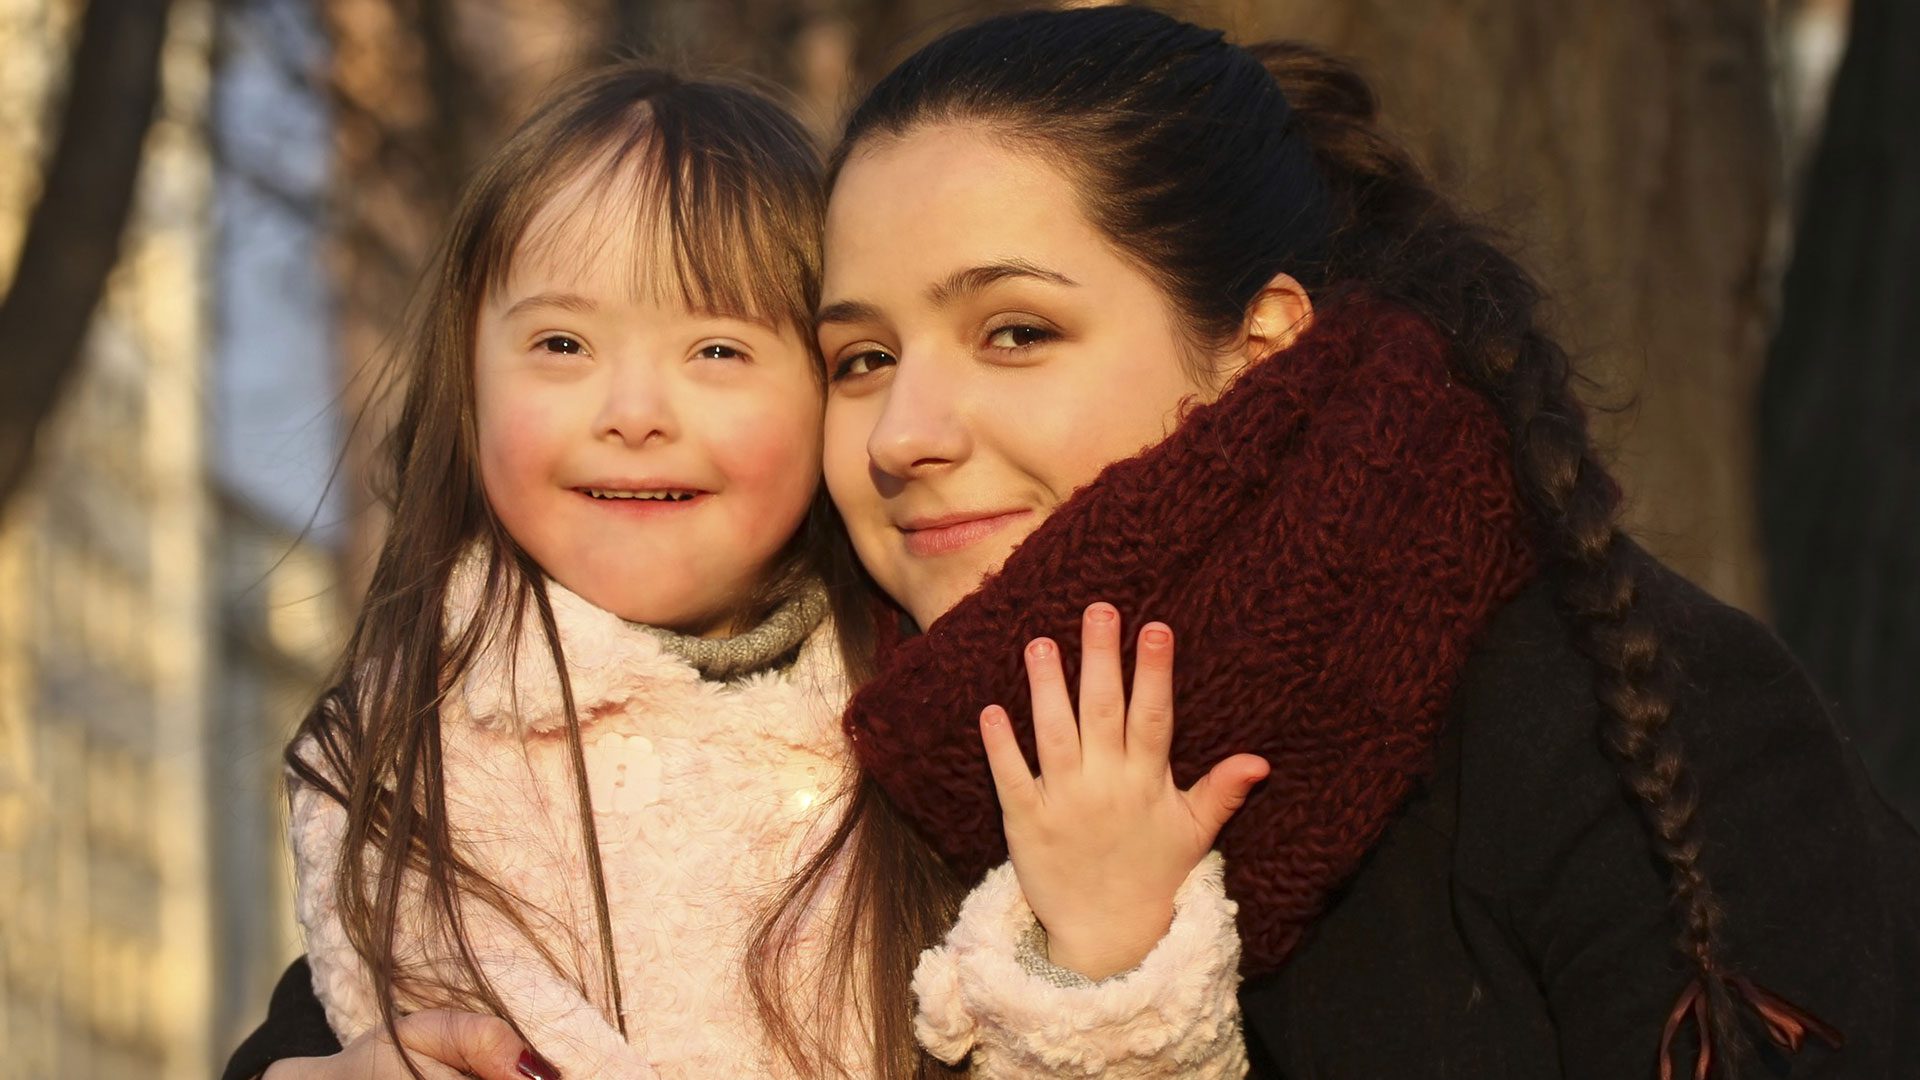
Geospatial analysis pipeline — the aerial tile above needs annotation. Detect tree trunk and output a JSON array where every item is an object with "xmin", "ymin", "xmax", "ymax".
[
  {"xmin": 0, "ymin": 0, "xmax": 176, "ymax": 514},
  {"xmin": 1759, "ymin": 0, "xmax": 1920, "ymax": 824},
  {"xmin": 1202, "ymin": 0, "xmax": 1782, "ymax": 614},
  {"xmin": 319, "ymin": 0, "xmax": 576, "ymax": 601}
]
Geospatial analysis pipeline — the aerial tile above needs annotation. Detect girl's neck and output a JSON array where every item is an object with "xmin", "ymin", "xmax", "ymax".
[{"xmin": 641, "ymin": 582, "xmax": 828, "ymax": 681}]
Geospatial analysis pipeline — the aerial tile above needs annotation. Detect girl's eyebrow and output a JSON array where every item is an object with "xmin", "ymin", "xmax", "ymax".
[
  {"xmin": 503, "ymin": 291, "xmax": 598, "ymax": 320},
  {"xmin": 687, "ymin": 305, "xmax": 779, "ymax": 331}
]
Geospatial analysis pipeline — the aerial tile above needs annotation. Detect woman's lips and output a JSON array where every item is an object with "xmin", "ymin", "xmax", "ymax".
[{"xmin": 899, "ymin": 510, "xmax": 1031, "ymax": 557}]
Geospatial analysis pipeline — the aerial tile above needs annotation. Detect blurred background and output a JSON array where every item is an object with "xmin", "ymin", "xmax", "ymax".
[{"xmin": 0, "ymin": 0, "xmax": 1912, "ymax": 1076}]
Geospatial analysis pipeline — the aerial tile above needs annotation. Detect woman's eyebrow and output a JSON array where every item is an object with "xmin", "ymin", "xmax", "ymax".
[
  {"xmin": 816, "ymin": 298, "xmax": 885, "ymax": 329},
  {"xmin": 816, "ymin": 260, "xmax": 1081, "ymax": 330},
  {"xmin": 926, "ymin": 260, "xmax": 1079, "ymax": 306}
]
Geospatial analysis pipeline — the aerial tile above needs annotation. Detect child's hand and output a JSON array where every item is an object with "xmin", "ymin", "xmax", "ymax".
[{"xmin": 979, "ymin": 602, "xmax": 1269, "ymax": 981}]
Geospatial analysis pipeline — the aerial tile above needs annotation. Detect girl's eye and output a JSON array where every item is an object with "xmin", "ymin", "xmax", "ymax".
[
  {"xmin": 986, "ymin": 324, "xmax": 1055, "ymax": 350},
  {"xmin": 536, "ymin": 334, "xmax": 585, "ymax": 355},
  {"xmin": 696, "ymin": 343, "xmax": 747, "ymax": 361},
  {"xmin": 832, "ymin": 349, "xmax": 897, "ymax": 381}
]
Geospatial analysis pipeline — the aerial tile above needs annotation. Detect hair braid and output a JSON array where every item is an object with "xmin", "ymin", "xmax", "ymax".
[{"xmin": 1257, "ymin": 41, "xmax": 1748, "ymax": 1067}]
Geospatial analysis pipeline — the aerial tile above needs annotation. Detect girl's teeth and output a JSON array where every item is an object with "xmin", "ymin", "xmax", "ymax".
[{"xmin": 587, "ymin": 489, "xmax": 696, "ymax": 501}]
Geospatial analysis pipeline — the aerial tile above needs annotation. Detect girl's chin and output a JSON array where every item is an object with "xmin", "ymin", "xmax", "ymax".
[{"xmin": 569, "ymin": 581, "xmax": 728, "ymax": 636}]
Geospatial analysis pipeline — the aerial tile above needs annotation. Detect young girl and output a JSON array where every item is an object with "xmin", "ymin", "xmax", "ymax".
[{"xmin": 270, "ymin": 64, "xmax": 1258, "ymax": 1080}]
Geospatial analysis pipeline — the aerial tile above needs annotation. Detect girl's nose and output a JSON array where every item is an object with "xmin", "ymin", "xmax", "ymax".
[
  {"xmin": 593, "ymin": 360, "xmax": 677, "ymax": 447},
  {"xmin": 866, "ymin": 350, "xmax": 970, "ymax": 477}
]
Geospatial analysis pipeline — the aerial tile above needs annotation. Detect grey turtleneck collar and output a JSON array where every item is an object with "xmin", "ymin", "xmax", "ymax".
[{"xmin": 641, "ymin": 582, "xmax": 829, "ymax": 681}]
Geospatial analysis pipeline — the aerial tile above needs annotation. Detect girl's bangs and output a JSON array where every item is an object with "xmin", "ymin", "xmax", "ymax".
[{"xmin": 478, "ymin": 103, "xmax": 817, "ymax": 336}]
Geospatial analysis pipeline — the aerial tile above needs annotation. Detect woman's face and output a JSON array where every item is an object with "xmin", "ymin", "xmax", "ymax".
[{"xmin": 819, "ymin": 124, "xmax": 1227, "ymax": 628}]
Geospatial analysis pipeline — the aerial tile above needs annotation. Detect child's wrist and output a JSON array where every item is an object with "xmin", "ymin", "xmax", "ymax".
[{"xmin": 1041, "ymin": 901, "xmax": 1174, "ymax": 981}]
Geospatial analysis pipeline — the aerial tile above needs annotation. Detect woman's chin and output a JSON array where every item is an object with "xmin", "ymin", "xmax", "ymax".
[{"xmin": 901, "ymin": 581, "xmax": 980, "ymax": 634}]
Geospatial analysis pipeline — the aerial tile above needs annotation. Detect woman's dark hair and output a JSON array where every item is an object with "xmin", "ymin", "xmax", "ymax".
[{"xmin": 754, "ymin": 5, "xmax": 1750, "ymax": 1076}]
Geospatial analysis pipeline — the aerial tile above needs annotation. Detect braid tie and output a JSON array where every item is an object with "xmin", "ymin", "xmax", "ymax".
[{"xmin": 1660, "ymin": 973, "xmax": 1845, "ymax": 1080}]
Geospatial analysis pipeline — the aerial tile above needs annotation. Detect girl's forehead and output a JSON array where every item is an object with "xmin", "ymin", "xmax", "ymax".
[
  {"xmin": 501, "ymin": 162, "xmax": 679, "ymax": 301},
  {"xmin": 486, "ymin": 134, "xmax": 810, "ymax": 330}
]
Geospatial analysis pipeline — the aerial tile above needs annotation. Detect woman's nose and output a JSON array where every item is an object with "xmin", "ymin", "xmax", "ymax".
[
  {"xmin": 593, "ymin": 359, "xmax": 676, "ymax": 447},
  {"xmin": 866, "ymin": 352, "xmax": 969, "ymax": 477}
]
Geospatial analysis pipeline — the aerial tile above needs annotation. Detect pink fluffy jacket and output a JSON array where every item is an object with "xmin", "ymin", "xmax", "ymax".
[{"xmin": 289, "ymin": 558, "xmax": 1248, "ymax": 1077}]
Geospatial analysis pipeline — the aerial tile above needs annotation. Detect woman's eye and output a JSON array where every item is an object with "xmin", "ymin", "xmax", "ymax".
[
  {"xmin": 696, "ymin": 343, "xmax": 746, "ymax": 361},
  {"xmin": 986, "ymin": 324, "xmax": 1054, "ymax": 350},
  {"xmin": 832, "ymin": 349, "xmax": 896, "ymax": 381},
  {"xmin": 536, "ymin": 334, "xmax": 585, "ymax": 355}
]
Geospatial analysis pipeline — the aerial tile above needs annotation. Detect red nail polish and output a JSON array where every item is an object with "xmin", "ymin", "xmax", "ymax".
[{"xmin": 518, "ymin": 1048, "xmax": 562, "ymax": 1080}]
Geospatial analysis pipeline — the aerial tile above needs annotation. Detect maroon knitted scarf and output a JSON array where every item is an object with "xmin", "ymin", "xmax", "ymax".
[{"xmin": 844, "ymin": 296, "xmax": 1539, "ymax": 975}]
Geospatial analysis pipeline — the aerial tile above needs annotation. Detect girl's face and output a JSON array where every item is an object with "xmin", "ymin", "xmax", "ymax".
[
  {"xmin": 819, "ymin": 124, "xmax": 1225, "ymax": 628},
  {"xmin": 475, "ymin": 169, "xmax": 822, "ymax": 637}
]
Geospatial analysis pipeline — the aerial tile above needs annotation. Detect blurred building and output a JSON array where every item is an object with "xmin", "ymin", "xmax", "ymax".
[
  {"xmin": 206, "ymin": 491, "xmax": 340, "ymax": 1055},
  {"xmin": 0, "ymin": 1, "xmax": 339, "ymax": 1077}
]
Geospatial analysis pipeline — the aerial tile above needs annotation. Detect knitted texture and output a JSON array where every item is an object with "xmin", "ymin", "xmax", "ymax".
[
  {"xmin": 641, "ymin": 583, "xmax": 828, "ymax": 681},
  {"xmin": 844, "ymin": 297, "xmax": 1538, "ymax": 974}
]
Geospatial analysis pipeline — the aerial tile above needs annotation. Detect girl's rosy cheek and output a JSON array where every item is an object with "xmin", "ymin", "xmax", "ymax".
[
  {"xmin": 720, "ymin": 407, "xmax": 823, "ymax": 497},
  {"xmin": 477, "ymin": 399, "xmax": 565, "ymax": 507}
]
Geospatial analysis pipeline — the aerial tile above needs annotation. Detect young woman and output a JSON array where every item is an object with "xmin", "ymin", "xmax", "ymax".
[
  {"xmin": 229, "ymin": 7, "xmax": 1920, "ymax": 1079},
  {"xmin": 791, "ymin": 6, "xmax": 1920, "ymax": 1078}
]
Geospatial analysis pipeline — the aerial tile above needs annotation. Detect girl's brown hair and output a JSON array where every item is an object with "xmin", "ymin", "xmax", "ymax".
[
  {"xmin": 287, "ymin": 62, "xmax": 839, "ymax": 1074},
  {"xmin": 755, "ymin": 5, "xmax": 1758, "ymax": 1076}
]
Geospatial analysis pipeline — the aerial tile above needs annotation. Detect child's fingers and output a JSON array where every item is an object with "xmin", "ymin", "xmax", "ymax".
[
  {"xmin": 1183, "ymin": 753, "xmax": 1270, "ymax": 844},
  {"xmin": 1025, "ymin": 637, "xmax": 1081, "ymax": 776},
  {"xmin": 1127, "ymin": 623, "xmax": 1178, "ymax": 765},
  {"xmin": 980, "ymin": 705, "xmax": 1037, "ymax": 812},
  {"xmin": 1077, "ymin": 603, "xmax": 1127, "ymax": 768}
]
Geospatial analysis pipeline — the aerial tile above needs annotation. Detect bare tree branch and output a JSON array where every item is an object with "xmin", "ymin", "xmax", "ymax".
[
  {"xmin": 0, "ymin": 0, "xmax": 178, "ymax": 513},
  {"xmin": 416, "ymin": 0, "xmax": 497, "ymax": 205}
]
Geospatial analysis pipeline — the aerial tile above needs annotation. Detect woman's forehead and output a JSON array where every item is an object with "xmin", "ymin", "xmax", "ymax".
[{"xmin": 822, "ymin": 127, "xmax": 1119, "ymax": 309}]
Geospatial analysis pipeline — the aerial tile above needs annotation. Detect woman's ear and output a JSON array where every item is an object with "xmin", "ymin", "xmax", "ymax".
[
  {"xmin": 1243, "ymin": 273, "xmax": 1313, "ymax": 359},
  {"xmin": 1210, "ymin": 273, "xmax": 1313, "ymax": 388}
]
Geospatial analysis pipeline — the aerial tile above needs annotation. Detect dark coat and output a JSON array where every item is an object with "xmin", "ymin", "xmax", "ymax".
[
  {"xmin": 224, "ymin": 553, "xmax": 1920, "ymax": 1080},
  {"xmin": 1241, "ymin": 552, "xmax": 1920, "ymax": 1078}
]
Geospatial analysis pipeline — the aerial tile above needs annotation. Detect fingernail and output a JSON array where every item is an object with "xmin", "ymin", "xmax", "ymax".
[
  {"xmin": 518, "ymin": 1049, "xmax": 562, "ymax": 1080},
  {"xmin": 981, "ymin": 705, "xmax": 1004, "ymax": 726},
  {"xmin": 1143, "ymin": 627, "xmax": 1171, "ymax": 647},
  {"xmin": 1087, "ymin": 603, "xmax": 1116, "ymax": 624},
  {"xmin": 1029, "ymin": 638, "xmax": 1055, "ymax": 659}
]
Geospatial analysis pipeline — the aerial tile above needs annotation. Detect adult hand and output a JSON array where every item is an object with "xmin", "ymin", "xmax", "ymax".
[
  {"xmin": 260, "ymin": 1009, "xmax": 558, "ymax": 1080},
  {"xmin": 980, "ymin": 602, "xmax": 1268, "ymax": 981}
]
